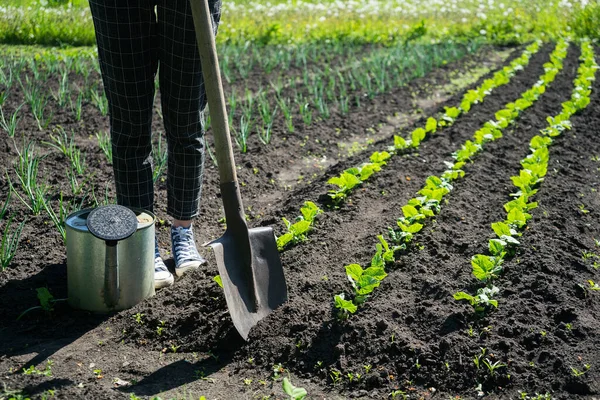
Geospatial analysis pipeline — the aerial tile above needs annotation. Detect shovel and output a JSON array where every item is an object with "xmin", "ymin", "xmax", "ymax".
[{"xmin": 189, "ymin": 0, "xmax": 288, "ymax": 340}]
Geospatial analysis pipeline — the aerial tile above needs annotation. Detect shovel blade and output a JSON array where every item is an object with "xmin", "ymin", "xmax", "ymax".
[{"xmin": 209, "ymin": 226, "xmax": 287, "ymax": 340}]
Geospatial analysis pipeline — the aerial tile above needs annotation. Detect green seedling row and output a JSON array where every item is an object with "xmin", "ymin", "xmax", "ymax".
[
  {"xmin": 454, "ymin": 40, "xmax": 598, "ymax": 313},
  {"xmin": 333, "ymin": 39, "xmax": 569, "ymax": 318},
  {"xmin": 327, "ymin": 40, "xmax": 542, "ymax": 205}
]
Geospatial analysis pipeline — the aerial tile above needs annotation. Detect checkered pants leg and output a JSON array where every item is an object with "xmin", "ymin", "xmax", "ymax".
[{"xmin": 89, "ymin": 0, "xmax": 221, "ymax": 220}]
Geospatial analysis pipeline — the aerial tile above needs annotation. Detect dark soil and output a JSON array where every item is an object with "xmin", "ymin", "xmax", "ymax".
[{"xmin": 1, "ymin": 43, "xmax": 599, "ymax": 400}]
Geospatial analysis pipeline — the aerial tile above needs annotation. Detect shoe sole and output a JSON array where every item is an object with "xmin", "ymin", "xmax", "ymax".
[
  {"xmin": 175, "ymin": 259, "xmax": 207, "ymax": 277},
  {"xmin": 155, "ymin": 275, "xmax": 174, "ymax": 289}
]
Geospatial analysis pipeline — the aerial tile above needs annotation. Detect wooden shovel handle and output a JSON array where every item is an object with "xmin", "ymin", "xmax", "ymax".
[{"xmin": 190, "ymin": 0, "xmax": 237, "ymax": 184}]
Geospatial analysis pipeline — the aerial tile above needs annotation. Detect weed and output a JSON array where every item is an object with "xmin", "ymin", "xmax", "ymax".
[
  {"xmin": 570, "ymin": 364, "xmax": 590, "ymax": 377},
  {"xmin": 0, "ymin": 214, "xmax": 25, "ymax": 270},
  {"xmin": 482, "ymin": 358, "xmax": 506, "ymax": 376},
  {"xmin": 0, "ymin": 103, "xmax": 23, "ymax": 137},
  {"xmin": 22, "ymin": 360, "xmax": 53, "ymax": 377},
  {"xmin": 329, "ymin": 369, "xmax": 342, "ymax": 385},
  {"xmin": 152, "ymin": 134, "xmax": 168, "ymax": 183},
  {"xmin": 96, "ymin": 130, "xmax": 112, "ymax": 163},
  {"xmin": 9, "ymin": 141, "xmax": 48, "ymax": 215}
]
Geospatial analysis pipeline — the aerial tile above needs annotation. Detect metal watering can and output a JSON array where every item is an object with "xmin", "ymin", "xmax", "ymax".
[{"xmin": 66, "ymin": 205, "xmax": 156, "ymax": 312}]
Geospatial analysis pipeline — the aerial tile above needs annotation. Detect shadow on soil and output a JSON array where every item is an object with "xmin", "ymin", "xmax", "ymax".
[{"xmin": 0, "ymin": 261, "xmax": 111, "ymax": 395}]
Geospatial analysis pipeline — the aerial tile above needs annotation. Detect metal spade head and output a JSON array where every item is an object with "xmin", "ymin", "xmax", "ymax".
[{"xmin": 209, "ymin": 183, "xmax": 287, "ymax": 341}]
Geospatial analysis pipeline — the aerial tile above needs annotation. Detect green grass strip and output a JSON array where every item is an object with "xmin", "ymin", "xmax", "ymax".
[
  {"xmin": 454, "ymin": 40, "xmax": 598, "ymax": 313},
  {"xmin": 327, "ymin": 40, "xmax": 542, "ymax": 205},
  {"xmin": 333, "ymin": 39, "xmax": 569, "ymax": 319}
]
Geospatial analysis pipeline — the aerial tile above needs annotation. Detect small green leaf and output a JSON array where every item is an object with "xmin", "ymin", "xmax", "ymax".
[
  {"xmin": 402, "ymin": 205, "xmax": 420, "ymax": 219},
  {"xmin": 300, "ymin": 201, "xmax": 322, "ymax": 222},
  {"xmin": 394, "ymin": 135, "xmax": 408, "ymax": 150},
  {"xmin": 370, "ymin": 151, "xmax": 391, "ymax": 164},
  {"xmin": 276, "ymin": 232, "xmax": 294, "ymax": 251},
  {"xmin": 454, "ymin": 291, "xmax": 475, "ymax": 305},
  {"xmin": 471, "ymin": 254, "xmax": 501, "ymax": 282},
  {"xmin": 37, "ymin": 288, "xmax": 54, "ymax": 312},
  {"xmin": 282, "ymin": 377, "xmax": 307, "ymax": 400},
  {"xmin": 411, "ymin": 128, "xmax": 426, "ymax": 147},
  {"xmin": 507, "ymin": 207, "xmax": 529, "ymax": 228},
  {"xmin": 289, "ymin": 220, "xmax": 311, "ymax": 236},
  {"xmin": 362, "ymin": 266, "xmax": 387, "ymax": 281},
  {"xmin": 357, "ymin": 275, "xmax": 381, "ymax": 295},
  {"xmin": 334, "ymin": 294, "xmax": 357, "ymax": 314},
  {"xmin": 328, "ymin": 172, "xmax": 361, "ymax": 190},
  {"xmin": 488, "ymin": 239, "xmax": 506, "ymax": 256},
  {"xmin": 358, "ymin": 164, "xmax": 376, "ymax": 181},
  {"xmin": 425, "ymin": 117, "xmax": 437, "ymax": 133},
  {"xmin": 345, "ymin": 264, "xmax": 364, "ymax": 284},
  {"xmin": 398, "ymin": 222, "xmax": 423, "ymax": 234},
  {"xmin": 213, "ymin": 275, "xmax": 224, "ymax": 288},
  {"xmin": 491, "ymin": 222, "xmax": 512, "ymax": 238}
]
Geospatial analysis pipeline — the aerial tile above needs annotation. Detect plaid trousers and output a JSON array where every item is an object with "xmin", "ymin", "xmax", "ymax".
[{"xmin": 89, "ymin": 0, "xmax": 221, "ymax": 220}]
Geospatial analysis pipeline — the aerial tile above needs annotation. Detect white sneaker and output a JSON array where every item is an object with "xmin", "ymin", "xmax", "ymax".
[
  {"xmin": 155, "ymin": 241, "xmax": 174, "ymax": 289},
  {"xmin": 171, "ymin": 225, "xmax": 207, "ymax": 277}
]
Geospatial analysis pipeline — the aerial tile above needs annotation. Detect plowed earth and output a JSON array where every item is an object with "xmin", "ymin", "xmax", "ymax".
[{"xmin": 1, "ymin": 43, "xmax": 599, "ymax": 400}]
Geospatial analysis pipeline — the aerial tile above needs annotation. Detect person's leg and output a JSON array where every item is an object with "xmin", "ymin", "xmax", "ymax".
[
  {"xmin": 89, "ymin": 0, "xmax": 157, "ymax": 212},
  {"xmin": 157, "ymin": 0, "xmax": 222, "ymax": 276},
  {"xmin": 89, "ymin": 0, "xmax": 174, "ymax": 288}
]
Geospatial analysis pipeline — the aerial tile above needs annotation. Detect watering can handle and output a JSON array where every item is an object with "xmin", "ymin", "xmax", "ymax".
[{"xmin": 104, "ymin": 241, "xmax": 120, "ymax": 308}]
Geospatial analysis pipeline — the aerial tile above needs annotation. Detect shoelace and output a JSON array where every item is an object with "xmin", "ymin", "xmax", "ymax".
[{"xmin": 172, "ymin": 226, "xmax": 200, "ymax": 263}]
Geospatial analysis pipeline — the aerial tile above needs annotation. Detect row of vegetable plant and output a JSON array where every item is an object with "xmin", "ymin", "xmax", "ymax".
[
  {"xmin": 221, "ymin": 41, "xmax": 478, "ymax": 152},
  {"xmin": 0, "ymin": 41, "xmax": 479, "ymax": 156},
  {"xmin": 327, "ymin": 40, "xmax": 542, "ymax": 205},
  {"xmin": 454, "ymin": 39, "xmax": 598, "ymax": 313},
  {"xmin": 333, "ymin": 39, "xmax": 570, "ymax": 318}
]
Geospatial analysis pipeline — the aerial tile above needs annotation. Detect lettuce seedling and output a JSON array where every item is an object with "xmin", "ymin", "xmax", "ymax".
[
  {"xmin": 300, "ymin": 201, "xmax": 322, "ymax": 222},
  {"xmin": 453, "ymin": 140, "xmax": 481, "ymax": 162},
  {"xmin": 334, "ymin": 293, "xmax": 357, "ymax": 319},
  {"xmin": 529, "ymin": 135, "xmax": 553, "ymax": 150},
  {"xmin": 282, "ymin": 377, "xmax": 307, "ymax": 400},
  {"xmin": 328, "ymin": 172, "xmax": 361, "ymax": 203},
  {"xmin": 376, "ymin": 235, "xmax": 401, "ymax": 263},
  {"xmin": 491, "ymin": 222, "xmax": 520, "ymax": 244},
  {"xmin": 506, "ymin": 207, "xmax": 531, "ymax": 229},
  {"xmin": 401, "ymin": 205, "xmax": 426, "ymax": 222},
  {"xmin": 511, "ymin": 170, "xmax": 540, "ymax": 198},
  {"xmin": 411, "ymin": 128, "xmax": 426, "ymax": 147},
  {"xmin": 276, "ymin": 218, "xmax": 311, "ymax": 251},
  {"xmin": 488, "ymin": 239, "xmax": 507, "ymax": 258},
  {"xmin": 370, "ymin": 151, "xmax": 391, "ymax": 165},
  {"xmin": 474, "ymin": 124, "xmax": 502, "ymax": 144},
  {"xmin": 454, "ymin": 286, "xmax": 499, "ymax": 313},
  {"xmin": 425, "ymin": 117, "xmax": 437, "ymax": 133},
  {"xmin": 504, "ymin": 195, "xmax": 538, "ymax": 214},
  {"xmin": 440, "ymin": 106, "xmax": 461, "ymax": 125},
  {"xmin": 471, "ymin": 254, "xmax": 503, "ymax": 283},
  {"xmin": 393, "ymin": 220, "xmax": 423, "ymax": 243},
  {"xmin": 393, "ymin": 135, "xmax": 409, "ymax": 151},
  {"xmin": 345, "ymin": 263, "xmax": 387, "ymax": 303},
  {"xmin": 277, "ymin": 201, "xmax": 323, "ymax": 251}
]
